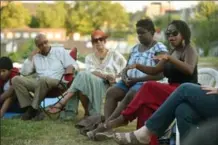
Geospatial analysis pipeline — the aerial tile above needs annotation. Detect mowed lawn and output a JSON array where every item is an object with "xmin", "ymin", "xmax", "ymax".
[{"xmin": 1, "ymin": 106, "xmax": 136, "ymax": 145}]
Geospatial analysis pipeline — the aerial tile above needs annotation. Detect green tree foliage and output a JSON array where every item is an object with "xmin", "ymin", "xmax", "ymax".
[
  {"xmin": 195, "ymin": 1, "xmax": 218, "ymax": 20},
  {"xmin": 29, "ymin": 16, "xmax": 40, "ymax": 28},
  {"xmin": 190, "ymin": 1, "xmax": 218, "ymax": 56},
  {"xmin": 8, "ymin": 39, "xmax": 36, "ymax": 62},
  {"xmin": 128, "ymin": 9, "xmax": 148, "ymax": 34},
  {"xmin": 153, "ymin": 13, "xmax": 180, "ymax": 48},
  {"xmin": 1, "ymin": 1, "xmax": 129, "ymax": 39},
  {"xmin": 66, "ymin": 1, "xmax": 129, "ymax": 37},
  {"xmin": 0, "ymin": 2, "xmax": 31, "ymax": 28},
  {"xmin": 154, "ymin": 13, "xmax": 181, "ymax": 31},
  {"xmin": 104, "ymin": 2, "xmax": 129, "ymax": 38},
  {"xmin": 35, "ymin": 2, "xmax": 67, "ymax": 28}
]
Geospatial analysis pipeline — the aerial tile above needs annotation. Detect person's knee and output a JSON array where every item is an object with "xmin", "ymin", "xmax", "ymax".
[
  {"xmin": 175, "ymin": 103, "xmax": 190, "ymax": 120},
  {"xmin": 105, "ymin": 86, "xmax": 124, "ymax": 101},
  {"xmin": 122, "ymin": 90, "xmax": 136, "ymax": 105},
  {"xmin": 105, "ymin": 87, "xmax": 115, "ymax": 100},
  {"xmin": 11, "ymin": 76, "xmax": 23, "ymax": 85},
  {"xmin": 178, "ymin": 83, "xmax": 199, "ymax": 92},
  {"xmin": 37, "ymin": 77, "xmax": 47, "ymax": 85},
  {"xmin": 175, "ymin": 103, "xmax": 201, "ymax": 125},
  {"xmin": 78, "ymin": 71, "xmax": 91, "ymax": 77}
]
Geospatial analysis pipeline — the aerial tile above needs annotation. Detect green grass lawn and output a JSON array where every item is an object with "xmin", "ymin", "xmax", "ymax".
[
  {"xmin": 1, "ymin": 119, "xmax": 112, "ymax": 145},
  {"xmin": 1, "ymin": 108, "xmax": 136, "ymax": 145}
]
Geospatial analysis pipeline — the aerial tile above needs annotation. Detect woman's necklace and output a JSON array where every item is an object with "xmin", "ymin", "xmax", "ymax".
[
  {"xmin": 96, "ymin": 49, "xmax": 108, "ymax": 61},
  {"xmin": 140, "ymin": 40, "xmax": 156, "ymax": 52}
]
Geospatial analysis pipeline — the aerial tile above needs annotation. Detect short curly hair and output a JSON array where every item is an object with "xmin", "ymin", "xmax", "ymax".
[
  {"xmin": 136, "ymin": 18, "xmax": 155, "ymax": 35},
  {"xmin": 0, "ymin": 57, "xmax": 13, "ymax": 70},
  {"xmin": 169, "ymin": 20, "xmax": 191, "ymax": 45}
]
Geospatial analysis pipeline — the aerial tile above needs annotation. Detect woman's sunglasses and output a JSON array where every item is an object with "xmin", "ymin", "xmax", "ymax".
[
  {"xmin": 165, "ymin": 30, "xmax": 179, "ymax": 37},
  {"xmin": 92, "ymin": 37, "xmax": 105, "ymax": 43}
]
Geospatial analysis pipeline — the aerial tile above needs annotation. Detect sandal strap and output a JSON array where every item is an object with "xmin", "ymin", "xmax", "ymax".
[
  {"xmin": 129, "ymin": 132, "xmax": 146, "ymax": 145},
  {"xmin": 114, "ymin": 132, "xmax": 147, "ymax": 145},
  {"xmin": 49, "ymin": 106, "xmax": 65, "ymax": 111},
  {"xmin": 47, "ymin": 102, "xmax": 66, "ymax": 114},
  {"xmin": 54, "ymin": 101, "xmax": 65, "ymax": 108}
]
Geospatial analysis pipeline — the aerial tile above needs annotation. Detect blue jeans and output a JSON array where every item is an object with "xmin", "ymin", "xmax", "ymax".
[{"xmin": 146, "ymin": 83, "xmax": 218, "ymax": 140}]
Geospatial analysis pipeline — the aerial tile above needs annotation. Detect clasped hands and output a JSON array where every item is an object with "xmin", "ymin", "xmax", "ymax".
[
  {"xmin": 119, "ymin": 66, "xmax": 137, "ymax": 87},
  {"xmin": 119, "ymin": 54, "xmax": 169, "ymax": 86},
  {"xmin": 103, "ymin": 74, "xmax": 116, "ymax": 85}
]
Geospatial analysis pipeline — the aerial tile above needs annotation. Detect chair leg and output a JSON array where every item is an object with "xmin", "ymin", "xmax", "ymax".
[
  {"xmin": 42, "ymin": 86, "xmax": 67, "ymax": 120},
  {"xmin": 40, "ymin": 99, "xmax": 61, "ymax": 120},
  {"xmin": 176, "ymin": 120, "xmax": 180, "ymax": 145}
]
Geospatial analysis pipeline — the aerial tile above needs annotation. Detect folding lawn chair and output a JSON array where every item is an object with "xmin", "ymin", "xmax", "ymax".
[{"xmin": 40, "ymin": 47, "xmax": 78, "ymax": 119}]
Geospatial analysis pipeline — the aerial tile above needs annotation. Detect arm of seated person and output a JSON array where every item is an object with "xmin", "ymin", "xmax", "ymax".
[
  {"xmin": 21, "ymin": 50, "xmax": 38, "ymax": 76},
  {"xmin": 126, "ymin": 73, "xmax": 164, "ymax": 86},
  {"xmin": 166, "ymin": 47, "xmax": 198, "ymax": 75},
  {"xmin": 91, "ymin": 71, "xmax": 116, "ymax": 84},
  {"xmin": 20, "ymin": 58, "xmax": 35, "ymax": 76},
  {"xmin": 0, "ymin": 87, "xmax": 14, "ymax": 102},
  {"xmin": 131, "ymin": 73, "xmax": 164, "ymax": 82},
  {"xmin": 65, "ymin": 64, "xmax": 74, "ymax": 74},
  {"xmin": 91, "ymin": 71, "xmax": 107, "ymax": 80},
  {"xmin": 63, "ymin": 65, "xmax": 75, "ymax": 82},
  {"xmin": 0, "ymin": 94, "xmax": 15, "ymax": 118}
]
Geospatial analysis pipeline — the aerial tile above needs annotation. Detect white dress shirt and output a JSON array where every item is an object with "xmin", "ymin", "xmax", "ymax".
[{"xmin": 21, "ymin": 47, "xmax": 76, "ymax": 80}]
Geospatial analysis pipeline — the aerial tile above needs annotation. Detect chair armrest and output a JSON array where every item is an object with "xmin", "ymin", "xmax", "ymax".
[{"xmin": 63, "ymin": 73, "xmax": 74, "ymax": 82}]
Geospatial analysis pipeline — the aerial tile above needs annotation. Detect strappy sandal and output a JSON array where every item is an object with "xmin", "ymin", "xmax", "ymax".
[
  {"xmin": 113, "ymin": 132, "xmax": 149, "ymax": 145},
  {"xmin": 47, "ymin": 102, "xmax": 65, "ymax": 114},
  {"xmin": 95, "ymin": 130, "xmax": 114, "ymax": 141},
  {"xmin": 87, "ymin": 123, "xmax": 110, "ymax": 140}
]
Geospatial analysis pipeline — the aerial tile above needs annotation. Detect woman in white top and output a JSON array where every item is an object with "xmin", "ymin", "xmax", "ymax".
[{"xmin": 48, "ymin": 30, "xmax": 126, "ymax": 116}]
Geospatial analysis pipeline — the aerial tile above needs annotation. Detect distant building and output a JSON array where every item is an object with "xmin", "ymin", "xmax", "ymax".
[
  {"xmin": 146, "ymin": 2, "xmax": 175, "ymax": 19},
  {"xmin": 1, "ymin": 28, "xmax": 66, "ymax": 41},
  {"xmin": 180, "ymin": 7, "xmax": 196, "ymax": 21},
  {"xmin": 0, "ymin": 28, "xmax": 66, "ymax": 56}
]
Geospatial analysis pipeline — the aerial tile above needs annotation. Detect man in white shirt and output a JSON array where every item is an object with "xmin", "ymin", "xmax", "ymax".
[{"xmin": 12, "ymin": 33, "xmax": 76, "ymax": 120}]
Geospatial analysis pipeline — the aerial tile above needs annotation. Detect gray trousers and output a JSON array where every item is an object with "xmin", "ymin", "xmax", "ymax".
[{"xmin": 12, "ymin": 76, "xmax": 60, "ymax": 109}]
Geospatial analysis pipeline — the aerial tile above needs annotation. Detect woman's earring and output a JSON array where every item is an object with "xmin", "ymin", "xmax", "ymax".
[{"xmin": 182, "ymin": 40, "xmax": 185, "ymax": 47}]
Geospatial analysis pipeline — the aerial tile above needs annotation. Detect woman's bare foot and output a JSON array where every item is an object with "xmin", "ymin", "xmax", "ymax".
[{"xmin": 47, "ymin": 102, "xmax": 65, "ymax": 114}]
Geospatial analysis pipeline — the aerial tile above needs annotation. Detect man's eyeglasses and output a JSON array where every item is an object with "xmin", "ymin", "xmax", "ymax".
[
  {"xmin": 37, "ymin": 40, "xmax": 48, "ymax": 47},
  {"xmin": 165, "ymin": 30, "xmax": 179, "ymax": 37},
  {"xmin": 92, "ymin": 37, "xmax": 105, "ymax": 43}
]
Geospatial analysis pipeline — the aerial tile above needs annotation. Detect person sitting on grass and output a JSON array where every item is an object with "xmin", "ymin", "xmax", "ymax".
[{"xmin": 0, "ymin": 57, "xmax": 21, "ymax": 118}]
